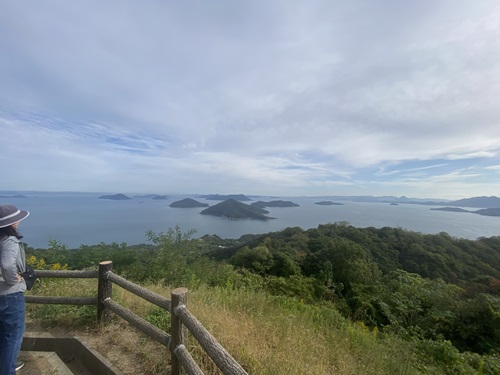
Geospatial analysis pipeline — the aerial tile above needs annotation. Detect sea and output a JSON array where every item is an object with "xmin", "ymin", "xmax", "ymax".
[{"xmin": 1, "ymin": 192, "xmax": 499, "ymax": 249}]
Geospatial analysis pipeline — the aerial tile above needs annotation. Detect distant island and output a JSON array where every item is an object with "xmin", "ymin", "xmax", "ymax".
[
  {"xmin": 134, "ymin": 194, "xmax": 169, "ymax": 200},
  {"xmin": 152, "ymin": 195, "xmax": 169, "ymax": 200},
  {"xmin": 0, "ymin": 194, "xmax": 27, "ymax": 198},
  {"xmin": 170, "ymin": 198, "xmax": 209, "ymax": 208},
  {"xmin": 251, "ymin": 200, "xmax": 299, "ymax": 208},
  {"xmin": 315, "ymin": 201, "xmax": 344, "ymax": 206},
  {"xmin": 98, "ymin": 193, "xmax": 131, "ymax": 200},
  {"xmin": 390, "ymin": 203, "xmax": 399, "ymax": 206},
  {"xmin": 474, "ymin": 208, "xmax": 500, "ymax": 217},
  {"xmin": 402, "ymin": 195, "xmax": 500, "ymax": 208},
  {"xmin": 447, "ymin": 196, "xmax": 500, "ymax": 208},
  {"xmin": 200, "ymin": 199, "xmax": 274, "ymax": 220},
  {"xmin": 199, "ymin": 194, "xmax": 252, "ymax": 201},
  {"xmin": 430, "ymin": 206, "xmax": 500, "ymax": 217},
  {"xmin": 431, "ymin": 207, "xmax": 471, "ymax": 213}
]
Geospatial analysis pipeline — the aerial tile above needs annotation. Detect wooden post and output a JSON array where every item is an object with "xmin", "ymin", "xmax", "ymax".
[
  {"xmin": 97, "ymin": 261, "xmax": 113, "ymax": 323},
  {"xmin": 171, "ymin": 287, "xmax": 188, "ymax": 375}
]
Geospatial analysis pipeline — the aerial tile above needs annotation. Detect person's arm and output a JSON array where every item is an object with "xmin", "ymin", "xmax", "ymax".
[{"xmin": 0, "ymin": 239, "xmax": 22, "ymax": 285}]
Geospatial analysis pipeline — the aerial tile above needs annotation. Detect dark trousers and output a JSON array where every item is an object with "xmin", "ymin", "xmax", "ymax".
[{"xmin": 0, "ymin": 292, "xmax": 25, "ymax": 375}]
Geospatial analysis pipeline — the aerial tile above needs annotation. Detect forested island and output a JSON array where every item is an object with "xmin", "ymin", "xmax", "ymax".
[
  {"xmin": 200, "ymin": 199, "xmax": 274, "ymax": 220},
  {"xmin": 169, "ymin": 198, "xmax": 209, "ymax": 208}
]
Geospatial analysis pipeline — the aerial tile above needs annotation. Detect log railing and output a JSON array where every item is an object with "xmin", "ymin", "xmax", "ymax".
[{"xmin": 25, "ymin": 261, "xmax": 247, "ymax": 375}]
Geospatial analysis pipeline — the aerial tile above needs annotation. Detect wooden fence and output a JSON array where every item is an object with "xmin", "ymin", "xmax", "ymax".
[{"xmin": 25, "ymin": 261, "xmax": 248, "ymax": 375}]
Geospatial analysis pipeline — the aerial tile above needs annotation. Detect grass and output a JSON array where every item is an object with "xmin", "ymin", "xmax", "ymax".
[{"xmin": 26, "ymin": 277, "xmax": 444, "ymax": 375}]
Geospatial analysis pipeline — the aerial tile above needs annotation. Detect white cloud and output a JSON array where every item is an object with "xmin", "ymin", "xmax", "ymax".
[{"xmin": 0, "ymin": 0, "xmax": 499, "ymax": 197}]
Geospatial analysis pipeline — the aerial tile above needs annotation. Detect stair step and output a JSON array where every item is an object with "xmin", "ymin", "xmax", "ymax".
[
  {"xmin": 19, "ymin": 351, "xmax": 74, "ymax": 375},
  {"xmin": 21, "ymin": 333, "xmax": 122, "ymax": 374}
]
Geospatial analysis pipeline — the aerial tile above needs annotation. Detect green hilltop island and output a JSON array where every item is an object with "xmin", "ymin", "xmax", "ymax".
[
  {"xmin": 170, "ymin": 198, "xmax": 209, "ymax": 208},
  {"xmin": 200, "ymin": 198, "xmax": 274, "ymax": 220},
  {"xmin": 98, "ymin": 193, "xmax": 131, "ymax": 200}
]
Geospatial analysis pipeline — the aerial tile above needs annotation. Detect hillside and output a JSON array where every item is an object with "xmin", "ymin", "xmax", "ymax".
[
  {"xmin": 25, "ymin": 225, "xmax": 500, "ymax": 374},
  {"xmin": 200, "ymin": 199, "xmax": 273, "ymax": 220}
]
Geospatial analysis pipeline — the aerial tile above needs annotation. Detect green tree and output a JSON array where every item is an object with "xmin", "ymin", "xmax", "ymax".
[{"xmin": 230, "ymin": 245, "xmax": 274, "ymax": 274}]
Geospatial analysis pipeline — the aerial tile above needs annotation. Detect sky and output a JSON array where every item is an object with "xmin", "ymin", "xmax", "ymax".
[{"xmin": 1, "ymin": 1, "xmax": 499, "ymax": 199}]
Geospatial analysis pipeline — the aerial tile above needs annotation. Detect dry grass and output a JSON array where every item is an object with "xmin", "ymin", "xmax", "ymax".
[{"xmin": 27, "ymin": 278, "xmax": 419, "ymax": 375}]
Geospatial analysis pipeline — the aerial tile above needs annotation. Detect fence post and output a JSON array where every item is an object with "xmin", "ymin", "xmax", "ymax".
[
  {"xmin": 97, "ymin": 261, "xmax": 113, "ymax": 323},
  {"xmin": 171, "ymin": 287, "xmax": 188, "ymax": 375}
]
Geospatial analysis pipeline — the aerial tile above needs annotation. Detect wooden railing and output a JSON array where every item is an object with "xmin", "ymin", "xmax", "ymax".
[{"xmin": 25, "ymin": 261, "xmax": 248, "ymax": 375}]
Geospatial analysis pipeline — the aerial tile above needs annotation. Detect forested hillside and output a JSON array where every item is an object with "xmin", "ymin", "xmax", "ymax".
[
  {"xmin": 210, "ymin": 223, "xmax": 500, "ymax": 354},
  {"xmin": 25, "ymin": 224, "xmax": 500, "ymax": 373}
]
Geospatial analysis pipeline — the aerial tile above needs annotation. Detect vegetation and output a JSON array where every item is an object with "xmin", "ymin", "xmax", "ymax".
[
  {"xmin": 169, "ymin": 198, "xmax": 209, "ymax": 208},
  {"xmin": 250, "ymin": 200, "xmax": 300, "ymax": 208},
  {"xmin": 200, "ymin": 199, "xmax": 274, "ymax": 220},
  {"xmin": 25, "ymin": 223, "xmax": 500, "ymax": 374}
]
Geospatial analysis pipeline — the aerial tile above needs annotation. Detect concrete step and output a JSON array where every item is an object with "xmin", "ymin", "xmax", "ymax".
[
  {"xmin": 21, "ymin": 333, "xmax": 122, "ymax": 375},
  {"xmin": 19, "ymin": 351, "xmax": 74, "ymax": 375}
]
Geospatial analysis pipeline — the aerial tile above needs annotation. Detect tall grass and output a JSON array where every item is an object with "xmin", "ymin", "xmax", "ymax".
[{"xmin": 26, "ymin": 278, "xmax": 440, "ymax": 375}]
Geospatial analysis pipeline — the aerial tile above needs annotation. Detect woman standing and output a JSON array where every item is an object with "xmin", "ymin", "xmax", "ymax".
[{"xmin": 0, "ymin": 205, "xmax": 30, "ymax": 375}]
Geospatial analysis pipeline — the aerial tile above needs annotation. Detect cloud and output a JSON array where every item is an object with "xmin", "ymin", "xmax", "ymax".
[{"xmin": 0, "ymin": 0, "xmax": 499, "ymax": 198}]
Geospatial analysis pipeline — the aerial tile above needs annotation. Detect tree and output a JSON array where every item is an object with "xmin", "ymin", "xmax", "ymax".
[{"xmin": 230, "ymin": 245, "xmax": 274, "ymax": 274}]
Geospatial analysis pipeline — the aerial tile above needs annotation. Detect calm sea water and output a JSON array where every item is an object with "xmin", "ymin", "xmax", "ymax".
[{"xmin": 1, "ymin": 193, "xmax": 499, "ymax": 248}]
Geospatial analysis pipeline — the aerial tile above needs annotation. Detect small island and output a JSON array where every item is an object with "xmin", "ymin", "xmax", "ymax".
[
  {"xmin": 431, "ymin": 207, "xmax": 471, "ymax": 213},
  {"xmin": 315, "ymin": 201, "xmax": 344, "ymax": 206},
  {"xmin": 199, "ymin": 194, "xmax": 252, "ymax": 201},
  {"xmin": 430, "ymin": 206, "xmax": 500, "ymax": 217},
  {"xmin": 474, "ymin": 208, "xmax": 500, "ymax": 217},
  {"xmin": 152, "ymin": 195, "xmax": 169, "ymax": 200},
  {"xmin": 98, "ymin": 193, "xmax": 131, "ymax": 200},
  {"xmin": 0, "ymin": 194, "xmax": 27, "ymax": 198},
  {"xmin": 251, "ymin": 200, "xmax": 299, "ymax": 209},
  {"xmin": 134, "ymin": 194, "xmax": 169, "ymax": 200},
  {"xmin": 200, "ymin": 199, "xmax": 273, "ymax": 220},
  {"xmin": 170, "ymin": 198, "xmax": 209, "ymax": 208}
]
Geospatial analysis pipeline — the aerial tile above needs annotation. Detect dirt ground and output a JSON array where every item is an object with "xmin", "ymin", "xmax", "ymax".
[{"xmin": 24, "ymin": 316, "xmax": 171, "ymax": 375}]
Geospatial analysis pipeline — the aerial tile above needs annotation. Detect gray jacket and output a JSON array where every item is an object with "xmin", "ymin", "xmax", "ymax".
[{"xmin": 0, "ymin": 235, "xmax": 27, "ymax": 294}]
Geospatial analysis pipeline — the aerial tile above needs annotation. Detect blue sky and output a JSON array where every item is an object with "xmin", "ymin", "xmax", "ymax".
[{"xmin": 1, "ymin": 0, "xmax": 499, "ymax": 199}]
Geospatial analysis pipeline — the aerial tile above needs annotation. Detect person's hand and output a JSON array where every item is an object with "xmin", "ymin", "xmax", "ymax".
[{"xmin": 16, "ymin": 273, "xmax": 22, "ymax": 283}]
